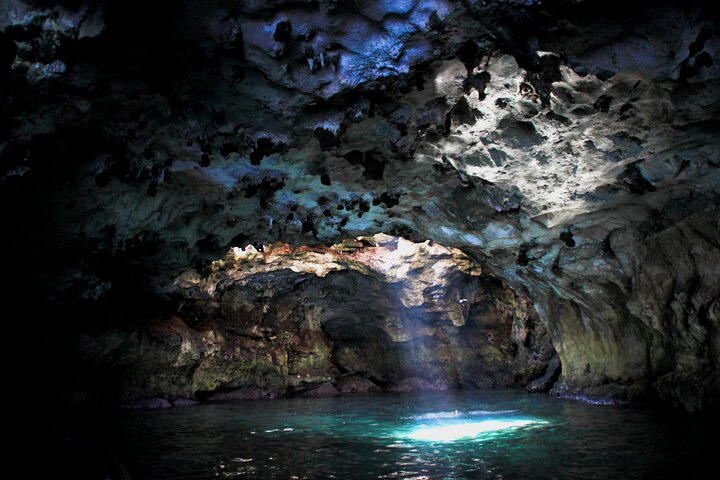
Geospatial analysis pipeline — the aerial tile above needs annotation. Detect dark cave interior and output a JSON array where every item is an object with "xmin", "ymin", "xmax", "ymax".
[{"xmin": 2, "ymin": 0, "xmax": 719, "ymax": 476}]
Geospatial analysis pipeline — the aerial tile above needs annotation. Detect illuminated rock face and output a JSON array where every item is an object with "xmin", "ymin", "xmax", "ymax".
[
  {"xmin": 68, "ymin": 236, "xmax": 553, "ymax": 404},
  {"xmin": 1, "ymin": 1, "xmax": 719, "ymax": 412}
]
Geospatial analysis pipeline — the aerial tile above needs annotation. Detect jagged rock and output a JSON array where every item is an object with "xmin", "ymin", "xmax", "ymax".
[
  {"xmin": 57, "ymin": 236, "xmax": 552, "ymax": 405},
  {"xmin": 527, "ymin": 355, "xmax": 561, "ymax": 394},
  {"xmin": 388, "ymin": 378, "xmax": 449, "ymax": 392},
  {"xmin": 207, "ymin": 388, "xmax": 278, "ymax": 401},
  {"xmin": 335, "ymin": 375, "xmax": 381, "ymax": 394}
]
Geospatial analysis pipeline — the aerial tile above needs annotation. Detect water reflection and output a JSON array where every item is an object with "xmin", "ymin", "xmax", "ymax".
[
  {"xmin": 107, "ymin": 390, "xmax": 714, "ymax": 479},
  {"xmin": 404, "ymin": 418, "xmax": 547, "ymax": 441}
]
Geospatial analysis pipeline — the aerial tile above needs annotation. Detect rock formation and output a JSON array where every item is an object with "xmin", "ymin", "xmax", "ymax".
[
  {"xmin": 66, "ymin": 235, "xmax": 552, "ymax": 406},
  {"xmin": 1, "ymin": 0, "xmax": 718, "ymax": 414}
]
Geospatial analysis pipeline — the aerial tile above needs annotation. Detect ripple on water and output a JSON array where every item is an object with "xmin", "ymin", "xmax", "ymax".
[
  {"xmin": 109, "ymin": 389, "xmax": 713, "ymax": 480},
  {"xmin": 408, "ymin": 409, "xmax": 518, "ymax": 419}
]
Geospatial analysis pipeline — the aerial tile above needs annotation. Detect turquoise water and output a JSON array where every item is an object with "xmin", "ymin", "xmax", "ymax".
[{"xmin": 109, "ymin": 390, "xmax": 712, "ymax": 479}]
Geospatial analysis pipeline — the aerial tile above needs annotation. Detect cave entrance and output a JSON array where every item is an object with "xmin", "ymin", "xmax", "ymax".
[
  {"xmin": 63, "ymin": 234, "xmax": 557, "ymax": 406},
  {"xmin": 167, "ymin": 234, "xmax": 556, "ymax": 399}
]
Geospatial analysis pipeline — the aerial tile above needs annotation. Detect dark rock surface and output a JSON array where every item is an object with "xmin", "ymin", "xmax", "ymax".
[
  {"xmin": 335, "ymin": 374, "xmax": 382, "ymax": 393},
  {"xmin": 527, "ymin": 354, "xmax": 561, "ymax": 394},
  {"xmin": 301, "ymin": 383, "xmax": 340, "ymax": 397},
  {"xmin": 120, "ymin": 397, "xmax": 172, "ymax": 411},
  {"xmin": 2, "ymin": 0, "xmax": 719, "ymax": 414}
]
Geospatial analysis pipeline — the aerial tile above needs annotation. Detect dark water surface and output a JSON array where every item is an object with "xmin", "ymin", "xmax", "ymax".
[{"xmin": 103, "ymin": 390, "xmax": 711, "ymax": 479}]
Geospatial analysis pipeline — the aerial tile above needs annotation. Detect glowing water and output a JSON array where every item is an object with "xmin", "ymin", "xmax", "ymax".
[
  {"xmin": 102, "ymin": 389, "xmax": 712, "ymax": 479},
  {"xmin": 405, "ymin": 418, "xmax": 546, "ymax": 441}
]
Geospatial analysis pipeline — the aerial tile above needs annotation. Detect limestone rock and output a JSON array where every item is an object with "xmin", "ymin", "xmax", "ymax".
[
  {"xmin": 388, "ymin": 378, "xmax": 450, "ymax": 393},
  {"xmin": 59, "ymin": 236, "xmax": 551, "ymax": 405},
  {"xmin": 208, "ymin": 387, "xmax": 278, "ymax": 401},
  {"xmin": 335, "ymin": 375, "xmax": 381, "ymax": 394},
  {"xmin": 527, "ymin": 355, "xmax": 562, "ymax": 394},
  {"xmin": 300, "ymin": 383, "xmax": 340, "ymax": 397}
]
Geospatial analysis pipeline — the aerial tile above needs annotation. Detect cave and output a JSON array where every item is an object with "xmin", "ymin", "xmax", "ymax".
[{"xmin": 2, "ymin": 0, "xmax": 718, "ymax": 478}]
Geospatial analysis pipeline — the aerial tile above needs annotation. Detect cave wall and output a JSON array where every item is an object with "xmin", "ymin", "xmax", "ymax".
[
  {"xmin": 64, "ymin": 237, "xmax": 553, "ymax": 406},
  {"xmin": 1, "ymin": 0, "xmax": 719, "ymax": 413},
  {"xmin": 502, "ymin": 198, "xmax": 720, "ymax": 411}
]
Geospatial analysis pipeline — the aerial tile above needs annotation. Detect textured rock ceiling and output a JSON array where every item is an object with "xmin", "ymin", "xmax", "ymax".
[{"xmin": 1, "ymin": 0, "xmax": 719, "ymax": 413}]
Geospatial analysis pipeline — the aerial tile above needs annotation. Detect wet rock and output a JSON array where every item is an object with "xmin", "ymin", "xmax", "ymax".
[
  {"xmin": 335, "ymin": 375, "xmax": 381, "ymax": 394},
  {"xmin": 527, "ymin": 355, "xmax": 561, "ymax": 394},
  {"xmin": 301, "ymin": 383, "xmax": 340, "ymax": 397},
  {"xmin": 120, "ymin": 398, "xmax": 172, "ymax": 411},
  {"xmin": 552, "ymin": 381, "xmax": 656, "ymax": 406},
  {"xmin": 208, "ymin": 388, "xmax": 278, "ymax": 401},
  {"xmin": 53, "ymin": 236, "xmax": 551, "ymax": 405},
  {"xmin": 389, "ymin": 378, "xmax": 449, "ymax": 392}
]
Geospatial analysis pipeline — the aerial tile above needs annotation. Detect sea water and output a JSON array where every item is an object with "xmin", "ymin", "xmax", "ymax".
[{"xmin": 102, "ymin": 389, "xmax": 713, "ymax": 479}]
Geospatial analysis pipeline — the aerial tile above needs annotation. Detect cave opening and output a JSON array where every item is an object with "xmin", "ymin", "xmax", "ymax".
[{"xmin": 55, "ymin": 234, "xmax": 558, "ymax": 405}]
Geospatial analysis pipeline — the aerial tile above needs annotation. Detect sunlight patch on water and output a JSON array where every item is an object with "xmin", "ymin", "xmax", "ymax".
[
  {"xmin": 404, "ymin": 419, "xmax": 547, "ymax": 442},
  {"xmin": 409, "ymin": 409, "xmax": 518, "ymax": 420}
]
